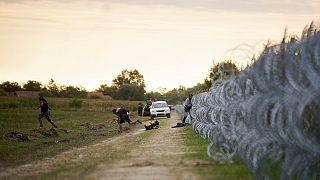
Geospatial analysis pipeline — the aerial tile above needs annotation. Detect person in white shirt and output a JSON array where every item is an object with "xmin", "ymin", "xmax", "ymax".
[{"xmin": 183, "ymin": 93, "xmax": 193, "ymax": 123}]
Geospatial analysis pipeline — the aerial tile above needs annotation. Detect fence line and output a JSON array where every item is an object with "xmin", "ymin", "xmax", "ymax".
[{"xmin": 183, "ymin": 24, "xmax": 320, "ymax": 179}]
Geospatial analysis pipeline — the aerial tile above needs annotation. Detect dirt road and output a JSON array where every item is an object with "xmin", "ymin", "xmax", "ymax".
[
  {"xmin": 1, "ymin": 113, "xmax": 201, "ymax": 180},
  {"xmin": 86, "ymin": 113, "xmax": 199, "ymax": 180}
]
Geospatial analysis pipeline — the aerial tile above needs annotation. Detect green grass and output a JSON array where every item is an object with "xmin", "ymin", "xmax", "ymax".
[
  {"xmin": 183, "ymin": 126, "xmax": 254, "ymax": 180},
  {"xmin": 0, "ymin": 97, "xmax": 145, "ymax": 167},
  {"xmin": 34, "ymin": 126, "xmax": 154, "ymax": 180}
]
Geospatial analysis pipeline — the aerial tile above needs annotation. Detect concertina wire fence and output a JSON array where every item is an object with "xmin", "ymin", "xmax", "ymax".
[{"xmin": 176, "ymin": 24, "xmax": 320, "ymax": 179}]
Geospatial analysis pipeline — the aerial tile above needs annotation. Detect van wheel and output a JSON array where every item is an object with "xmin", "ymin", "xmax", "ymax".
[{"xmin": 166, "ymin": 114, "xmax": 171, "ymax": 118}]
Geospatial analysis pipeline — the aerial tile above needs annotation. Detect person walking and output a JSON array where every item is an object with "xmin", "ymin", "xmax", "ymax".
[
  {"xmin": 182, "ymin": 93, "xmax": 193, "ymax": 124},
  {"xmin": 37, "ymin": 95, "xmax": 58, "ymax": 128}
]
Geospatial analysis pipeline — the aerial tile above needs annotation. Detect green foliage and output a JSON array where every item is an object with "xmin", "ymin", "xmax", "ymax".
[
  {"xmin": 163, "ymin": 86, "xmax": 188, "ymax": 104},
  {"xmin": 102, "ymin": 69, "xmax": 147, "ymax": 100},
  {"xmin": 69, "ymin": 98, "xmax": 83, "ymax": 108},
  {"xmin": 96, "ymin": 84, "xmax": 117, "ymax": 97},
  {"xmin": 0, "ymin": 89, "xmax": 8, "ymax": 96},
  {"xmin": 22, "ymin": 80, "xmax": 42, "ymax": 91},
  {"xmin": 0, "ymin": 97, "xmax": 146, "ymax": 168},
  {"xmin": 145, "ymin": 91, "xmax": 163, "ymax": 100},
  {"xmin": 0, "ymin": 97, "xmax": 38, "ymax": 109},
  {"xmin": 89, "ymin": 95, "xmax": 101, "ymax": 99},
  {"xmin": 46, "ymin": 78, "xmax": 60, "ymax": 97},
  {"xmin": 0, "ymin": 81, "xmax": 22, "ymax": 92},
  {"xmin": 59, "ymin": 86, "xmax": 87, "ymax": 98},
  {"xmin": 261, "ymin": 158, "xmax": 282, "ymax": 179},
  {"xmin": 112, "ymin": 69, "xmax": 145, "ymax": 89},
  {"xmin": 204, "ymin": 61, "xmax": 240, "ymax": 90},
  {"xmin": 116, "ymin": 84, "xmax": 145, "ymax": 100},
  {"xmin": 183, "ymin": 126, "xmax": 253, "ymax": 179}
]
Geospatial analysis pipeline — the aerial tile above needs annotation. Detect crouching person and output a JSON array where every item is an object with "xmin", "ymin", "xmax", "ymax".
[{"xmin": 112, "ymin": 107, "xmax": 133, "ymax": 133}]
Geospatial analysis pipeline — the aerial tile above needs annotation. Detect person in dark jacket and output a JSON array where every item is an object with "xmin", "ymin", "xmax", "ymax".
[
  {"xmin": 112, "ymin": 107, "xmax": 141, "ymax": 133},
  {"xmin": 37, "ymin": 95, "xmax": 58, "ymax": 128},
  {"xmin": 113, "ymin": 107, "xmax": 132, "ymax": 133}
]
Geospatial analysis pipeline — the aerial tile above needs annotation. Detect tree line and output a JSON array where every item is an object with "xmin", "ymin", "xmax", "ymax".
[
  {"xmin": 144, "ymin": 61, "xmax": 239, "ymax": 104},
  {"xmin": 0, "ymin": 61, "xmax": 239, "ymax": 103}
]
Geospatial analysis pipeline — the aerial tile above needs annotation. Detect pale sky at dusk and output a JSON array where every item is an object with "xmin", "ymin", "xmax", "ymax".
[{"xmin": 0, "ymin": 0, "xmax": 319, "ymax": 92}]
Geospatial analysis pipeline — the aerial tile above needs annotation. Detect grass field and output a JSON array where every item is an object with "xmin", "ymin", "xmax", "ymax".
[
  {"xmin": 183, "ymin": 126, "xmax": 254, "ymax": 180},
  {"xmin": 0, "ymin": 97, "xmax": 145, "ymax": 167}
]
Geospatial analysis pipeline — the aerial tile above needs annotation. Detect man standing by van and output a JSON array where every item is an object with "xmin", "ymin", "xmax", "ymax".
[{"xmin": 183, "ymin": 93, "xmax": 193, "ymax": 124}]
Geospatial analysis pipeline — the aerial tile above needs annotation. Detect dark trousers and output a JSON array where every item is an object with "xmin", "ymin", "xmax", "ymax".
[{"xmin": 182, "ymin": 111, "xmax": 192, "ymax": 123}]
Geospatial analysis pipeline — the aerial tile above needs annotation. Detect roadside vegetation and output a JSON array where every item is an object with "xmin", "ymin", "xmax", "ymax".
[{"xmin": 183, "ymin": 126, "xmax": 253, "ymax": 180}]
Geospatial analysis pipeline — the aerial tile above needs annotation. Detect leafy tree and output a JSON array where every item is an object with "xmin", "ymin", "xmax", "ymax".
[
  {"xmin": 111, "ymin": 69, "xmax": 146, "ymax": 100},
  {"xmin": 116, "ymin": 84, "xmax": 145, "ymax": 100},
  {"xmin": 204, "ymin": 61, "xmax": 239, "ymax": 90},
  {"xmin": 163, "ymin": 86, "xmax": 188, "ymax": 104},
  {"xmin": 59, "ymin": 85, "xmax": 87, "ymax": 98},
  {"xmin": 96, "ymin": 84, "xmax": 117, "ymax": 97},
  {"xmin": 23, "ymin": 80, "xmax": 42, "ymax": 91},
  {"xmin": 112, "ymin": 69, "xmax": 145, "ymax": 89},
  {"xmin": 0, "ymin": 81, "xmax": 22, "ymax": 92},
  {"xmin": 0, "ymin": 88, "xmax": 8, "ymax": 96},
  {"xmin": 145, "ymin": 91, "xmax": 163, "ymax": 100},
  {"xmin": 46, "ymin": 78, "xmax": 59, "ymax": 96}
]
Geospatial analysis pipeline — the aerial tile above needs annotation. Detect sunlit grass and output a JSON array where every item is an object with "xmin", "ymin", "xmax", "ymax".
[
  {"xmin": 183, "ymin": 126, "xmax": 253, "ymax": 180},
  {"xmin": 0, "ymin": 97, "xmax": 144, "ymax": 167}
]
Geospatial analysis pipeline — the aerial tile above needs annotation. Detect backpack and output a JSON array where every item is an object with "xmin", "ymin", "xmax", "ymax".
[{"xmin": 144, "ymin": 120, "xmax": 159, "ymax": 130}]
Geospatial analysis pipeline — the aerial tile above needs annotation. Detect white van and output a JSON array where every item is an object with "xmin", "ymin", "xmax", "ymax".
[{"xmin": 150, "ymin": 101, "xmax": 171, "ymax": 119}]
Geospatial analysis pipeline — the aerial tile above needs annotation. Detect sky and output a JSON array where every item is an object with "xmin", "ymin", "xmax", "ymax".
[{"xmin": 0, "ymin": 0, "xmax": 319, "ymax": 92}]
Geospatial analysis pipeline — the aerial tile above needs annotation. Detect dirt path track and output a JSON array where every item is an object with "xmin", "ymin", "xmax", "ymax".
[{"xmin": 87, "ymin": 113, "xmax": 199, "ymax": 180}]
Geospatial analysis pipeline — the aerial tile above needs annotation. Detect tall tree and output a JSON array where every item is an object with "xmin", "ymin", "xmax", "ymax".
[
  {"xmin": 0, "ymin": 81, "xmax": 22, "ymax": 92},
  {"xmin": 116, "ymin": 84, "xmax": 145, "ymax": 100},
  {"xmin": 112, "ymin": 69, "xmax": 145, "ymax": 89},
  {"xmin": 47, "ymin": 78, "xmax": 59, "ymax": 96},
  {"xmin": 23, "ymin": 80, "xmax": 42, "ymax": 91},
  {"xmin": 204, "ymin": 61, "xmax": 239, "ymax": 90}
]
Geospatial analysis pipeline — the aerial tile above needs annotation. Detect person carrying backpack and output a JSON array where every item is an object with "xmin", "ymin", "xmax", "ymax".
[
  {"xmin": 37, "ymin": 95, "xmax": 58, "ymax": 128},
  {"xmin": 183, "ymin": 93, "xmax": 193, "ymax": 123}
]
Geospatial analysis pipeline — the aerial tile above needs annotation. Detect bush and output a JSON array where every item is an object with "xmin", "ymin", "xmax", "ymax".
[
  {"xmin": 0, "ymin": 89, "xmax": 8, "ymax": 96},
  {"xmin": 89, "ymin": 95, "xmax": 101, "ymax": 99},
  {"xmin": 69, "ymin": 98, "xmax": 83, "ymax": 108}
]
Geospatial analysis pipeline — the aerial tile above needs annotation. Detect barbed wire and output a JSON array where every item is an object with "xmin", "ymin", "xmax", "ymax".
[{"xmin": 179, "ymin": 23, "xmax": 320, "ymax": 179}]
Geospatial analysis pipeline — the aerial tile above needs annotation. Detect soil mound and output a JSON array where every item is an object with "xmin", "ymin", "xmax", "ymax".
[
  {"xmin": 3, "ymin": 131, "xmax": 30, "ymax": 141},
  {"xmin": 81, "ymin": 122, "xmax": 107, "ymax": 130},
  {"xmin": 29, "ymin": 128, "xmax": 68, "ymax": 137}
]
